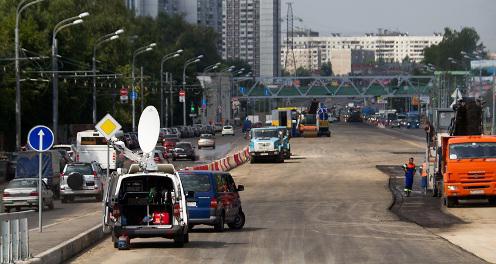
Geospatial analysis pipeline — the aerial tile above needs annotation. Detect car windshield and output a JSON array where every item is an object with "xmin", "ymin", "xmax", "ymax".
[
  {"xmin": 176, "ymin": 143, "xmax": 192, "ymax": 150},
  {"xmin": 179, "ymin": 174, "xmax": 212, "ymax": 192},
  {"xmin": 253, "ymin": 129, "xmax": 278, "ymax": 138},
  {"xmin": 7, "ymin": 179, "xmax": 37, "ymax": 188},
  {"xmin": 224, "ymin": 126, "xmax": 232, "ymax": 129},
  {"xmin": 164, "ymin": 134, "xmax": 178, "ymax": 139},
  {"xmin": 450, "ymin": 142, "xmax": 496, "ymax": 159},
  {"xmin": 65, "ymin": 164, "xmax": 93, "ymax": 175},
  {"xmin": 201, "ymin": 134, "xmax": 213, "ymax": 139}
]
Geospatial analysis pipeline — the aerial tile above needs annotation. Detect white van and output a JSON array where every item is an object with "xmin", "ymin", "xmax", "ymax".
[
  {"xmin": 103, "ymin": 164, "xmax": 191, "ymax": 248},
  {"xmin": 76, "ymin": 130, "xmax": 117, "ymax": 170}
]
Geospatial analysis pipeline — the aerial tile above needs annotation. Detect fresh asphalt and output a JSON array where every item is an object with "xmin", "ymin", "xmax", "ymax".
[{"xmin": 69, "ymin": 123, "xmax": 485, "ymax": 264}]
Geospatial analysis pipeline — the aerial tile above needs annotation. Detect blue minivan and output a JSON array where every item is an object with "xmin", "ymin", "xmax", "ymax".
[{"xmin": 178, "ymin": 171, "xmax": 245, "ymax": 232}]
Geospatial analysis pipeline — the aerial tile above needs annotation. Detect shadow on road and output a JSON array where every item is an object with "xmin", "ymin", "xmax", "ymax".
[
  {"xmin": 377, "ymin": 165, "xmax": 469, "ymax": 228},
  {"xmin": 190, "ymin": 227, "xmax": 266, "ymax": 233}
]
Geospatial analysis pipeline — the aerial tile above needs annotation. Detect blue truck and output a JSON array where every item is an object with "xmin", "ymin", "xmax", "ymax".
[
  {"xmin": 249, "ymin": 127, "xmax": 285, "ymax": 163},
  {"xmin": 15, "ymin": 150, "xmax": 65, "ymax": 198}
]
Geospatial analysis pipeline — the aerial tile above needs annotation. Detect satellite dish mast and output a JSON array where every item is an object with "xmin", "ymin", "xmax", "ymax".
[{"xmin": 138, "ymin": 106, "xmax": 160, "ymax": 171}]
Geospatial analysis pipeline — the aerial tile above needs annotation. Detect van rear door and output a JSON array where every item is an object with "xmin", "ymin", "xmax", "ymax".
[
  {"xmin": 179, "ymin": 172, "xmax": 213, "ymax": 220},
  {"xmin": 102, "ymin": 173, "xmax": 118, "ymax": 233}
]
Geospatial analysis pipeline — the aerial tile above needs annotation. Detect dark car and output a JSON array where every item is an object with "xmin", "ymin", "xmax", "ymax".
[
  {"xmin": 178, "ymin": 171, "xmax": 245, "ymax": 232},
  {"xmin": 406, "ymin": 119, "xmax": 420, "ymax": 129},
  {"xmin": 172, "ymin": 142, "xmax": 197, "ymax": 161}
]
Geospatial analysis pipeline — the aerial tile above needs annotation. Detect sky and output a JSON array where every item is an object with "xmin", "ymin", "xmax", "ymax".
[{"xmin": 282, "ymin": 0, "xmax": 496, "ymax": 52}]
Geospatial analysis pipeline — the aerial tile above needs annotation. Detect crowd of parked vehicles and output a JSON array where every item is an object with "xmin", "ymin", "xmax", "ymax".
[{"xmin": 365, "ymin": 110, "xmax": 421, "ymax": 129}]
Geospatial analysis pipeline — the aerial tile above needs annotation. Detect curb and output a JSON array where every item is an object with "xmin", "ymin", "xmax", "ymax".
[{"xmin": 24, "ymin": 224, "xmax": 106, "ymax": 264}]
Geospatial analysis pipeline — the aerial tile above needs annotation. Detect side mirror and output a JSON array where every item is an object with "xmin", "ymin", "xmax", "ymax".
[{"xmin": 237, "ymin": 185, "xmax": 244, "ymax": 192}]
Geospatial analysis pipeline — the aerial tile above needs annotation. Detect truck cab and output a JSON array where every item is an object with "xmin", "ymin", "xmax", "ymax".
[
  {"xmin": 442, "ymin": 136, "xmax": 496, "ymax": 206},
  {"xmin": 249, "ymin": 127, "xmax": 285, "ymax": 163},
  {"xmin": 103, "ymin": 164, "xmax": 191, "ymax": 248}
]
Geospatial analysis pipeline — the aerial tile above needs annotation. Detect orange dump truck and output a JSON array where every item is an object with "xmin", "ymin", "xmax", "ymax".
[{"xmin": 440, "ymin": 135, "xmax": 496, "ymax": 207}]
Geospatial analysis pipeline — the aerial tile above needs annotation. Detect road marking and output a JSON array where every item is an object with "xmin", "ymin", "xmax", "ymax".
[{"xmin": 29, "ymin": 210, "xmax": 100, "ymax": 232}]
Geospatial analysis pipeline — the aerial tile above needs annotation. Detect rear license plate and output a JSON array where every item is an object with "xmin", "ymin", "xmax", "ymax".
[
  {"xmin": 260, "ymin": 153, "xmax": 269, "ymax": 156},
  {"xmin": 187, "ymin": 202, "xmax": 197, "ymax": 207},
  {"xmin": 470, "ymin": 190, "xmax": 484, "ymax": 195}
]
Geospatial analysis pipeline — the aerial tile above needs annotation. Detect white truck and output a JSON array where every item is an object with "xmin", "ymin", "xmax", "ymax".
[{"xmin": 76, "ymin": 130, "xmax": 117, "ymax": 170}]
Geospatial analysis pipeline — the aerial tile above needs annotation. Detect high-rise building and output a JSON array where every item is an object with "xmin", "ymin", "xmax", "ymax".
[{"xmin": 222, "ymin": 0, "xmax": 280, "ymax": 77}]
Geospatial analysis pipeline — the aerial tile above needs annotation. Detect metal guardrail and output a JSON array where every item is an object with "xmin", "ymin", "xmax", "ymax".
[{"xmin": 0, "ymin": 211, "xmax": 32, "ymax": 263}]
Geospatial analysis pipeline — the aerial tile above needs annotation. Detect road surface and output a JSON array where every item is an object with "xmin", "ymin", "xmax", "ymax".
[{"xmin": 69, "ymin": 123, "xmax": 485, "ymax": 264}]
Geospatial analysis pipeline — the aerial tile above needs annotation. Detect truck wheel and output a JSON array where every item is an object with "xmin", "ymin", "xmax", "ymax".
[
  {"xmin": 488, "ymin": 197, "xmax": 496, "ymax": 205},
  {"xmin": 277, "ymin": 154, "xmax": 284, "ymax": 163},
  {"xmin": 250, "ymin": 157, "xmax": 256, "ymax": 164},
  {"xmin": 445, "ymin": 197, "xmax": 458, "ymax": 208}
]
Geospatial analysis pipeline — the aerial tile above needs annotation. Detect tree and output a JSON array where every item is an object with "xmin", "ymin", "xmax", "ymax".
[
  {"xmin": 320, "ymin": 62, "xmax": 332, "ymax": 76},
  {"xmin": 295, "ymin": 67, "xmax": 311, "ymax": 77},
  {"xmin": 423, "ymin": 27, "xmax": 485, "ymax": 71}
]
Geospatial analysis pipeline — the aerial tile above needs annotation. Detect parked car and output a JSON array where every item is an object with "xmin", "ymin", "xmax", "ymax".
[
  {"xmin": 3, "ymin": 178, "xmax": 54, "ymax": 212},
  {"xmin": 171, "ymin": 127, "xmax": 182, "ymax": 138},
  {"xmin": 178, "ymin": 171, "xmax": 245, "ymax": 231},
  {"xmin": 390, "ymin": 119, "xmax": 401, "ymax": 128},
  {"xmin": 60, "ymin": 162, "xmax": 105, "ymax": 203},
  {"xmin": 52, "ymin": 144, "xmax": 76, "ymax": 160},
  {"xmin": 172, "ymin": 142, "xmax": 196, "ymax": 161},
  {"xmin": 222, "ymin": 125, "xmax": 235, "ymax": 136},
  {"xmin": 198, "ymin": 134, "xmax": 216, "ymax": 149},
  {"xmin": 103, "ymin": 164, "xmax": 191, "ymax": 248}
]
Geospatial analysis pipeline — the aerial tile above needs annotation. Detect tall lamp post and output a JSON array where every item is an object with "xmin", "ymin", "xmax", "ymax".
[
  {"xmin": 15, "ymin": 0, "xmax": 45, "ymax": 150},
  {"xmin": 182, "ymin": 55, "xmax": 203, "ymax": 126},
  {"xmin": 131, "ymin": 43, "xmax": 156, "ymax": 131},
  {"xmin": 160, "ymin": 49, "xmax": 183, "ymax": 127},
  {"xmin": 92, "ymin": 29, "xmax": 124, "ymax": 124},
  {"xmin": 52, "ymin": 12, "xmax": 89, "ymax": 144}
]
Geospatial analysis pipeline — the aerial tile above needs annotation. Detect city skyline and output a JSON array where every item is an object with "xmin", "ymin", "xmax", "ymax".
[{"xmin": 282, "ymin": 0, "xmax": 496, "ymax": 51}]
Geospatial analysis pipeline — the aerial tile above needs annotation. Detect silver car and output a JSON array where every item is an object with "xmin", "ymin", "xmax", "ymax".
[
  {"xmin": 3, "ymin": 178, "xmax": 54, "ymax": 212},
  {"xmin": 198, "ymin": 134, "xmax": 215, "ymax": 149},
  {"xmin": 60, "ymin": 162, "xmax": 105, "ymax": 203}
]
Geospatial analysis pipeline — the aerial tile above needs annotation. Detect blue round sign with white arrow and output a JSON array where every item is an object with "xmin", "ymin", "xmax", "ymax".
[{"xmin": 27, "ymin": 125, "xmax": 54, "ymax": 152}]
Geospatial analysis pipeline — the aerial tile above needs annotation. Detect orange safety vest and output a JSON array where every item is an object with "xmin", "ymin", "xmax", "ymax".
[{"xmin": 421, "ymin": 162, "xmax": 428, "ymax": 177}]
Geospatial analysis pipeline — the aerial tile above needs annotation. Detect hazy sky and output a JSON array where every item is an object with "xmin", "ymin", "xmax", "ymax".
[{"xmin": 282, "ymin": 0, "xmax": 496, "ymax": 51}]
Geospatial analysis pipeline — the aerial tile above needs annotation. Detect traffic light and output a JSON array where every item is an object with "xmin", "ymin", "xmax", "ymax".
[{"xmin": 190, "ymin": 104, "xmax": 195, "ymax": 113}]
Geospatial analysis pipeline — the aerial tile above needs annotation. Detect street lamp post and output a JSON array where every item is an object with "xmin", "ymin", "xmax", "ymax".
[
  {"xmin": 182, "ymin": 55, "xmax": 203, "ymax": 126},
  {"xmin": 15, "ymin": 0, "xmax": 45, "ymax": 150},
  {"xmin": 131, "ymin": 43, "xmax": 156, "ymax": 131},
  {"xmin": 92, "ymin": 29, "xmax": 124, "ymax": 124},
  {"xmin": 160, "ymin": 49, "xmax": 183, "ymax": 127},
  {"xmin": 52, "ymin": 12, "xmax": 88, "ymax": 144}
]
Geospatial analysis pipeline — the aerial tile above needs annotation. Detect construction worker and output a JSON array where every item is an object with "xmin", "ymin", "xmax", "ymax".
[
  {"xmin": 402, "ymin": 157, "xmax": 416, "ymax": 197},
  {"xmin": 420, "ymin": 161, "xmax": 428, "ymax": 194}
]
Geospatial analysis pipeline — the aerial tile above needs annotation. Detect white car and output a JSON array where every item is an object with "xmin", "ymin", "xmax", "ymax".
[
  {"xmin": 60, "ymin": 162, "xmax": 105, "ymax": 203},
  {"xmin": 198, "ymin": 134, "xmax": 215, "ymax": 149},
  {"xmin": 221, "ymin": 125, "xmax": 235, "ymax": 136}
]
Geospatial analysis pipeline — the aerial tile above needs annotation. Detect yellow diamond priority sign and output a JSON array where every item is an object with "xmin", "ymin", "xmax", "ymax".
[{"xmin": 95, "ymin": 114, "xmax": 122, "ymax": 140}]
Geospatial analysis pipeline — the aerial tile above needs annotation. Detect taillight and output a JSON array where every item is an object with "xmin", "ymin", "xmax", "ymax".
[
  {"xmin": 76, "ymin": 154, "xmax": 79, "ymax": 162},
  {"xmin": 30, "ymin": 191, "xmax": 39, "ymax": 196},
  {"xmin": 173, "ymin": 203, "xmax": 181, "ymax": 217},
  {"xmin": 3, "ymin": 192, "xmax": 10, "ymax": 197},
  {"xmin": 112, "ymin": 153, "xmax": 116, "ymax": 161},
  {"xmin": 210, "ymin": 197, "xmax": 218, "ymax": 209}
]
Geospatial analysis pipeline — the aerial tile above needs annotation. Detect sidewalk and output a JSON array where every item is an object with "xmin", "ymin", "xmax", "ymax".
[{"xmin": 26, "ymin": 210, "xmax": 103, "ymax": 263}]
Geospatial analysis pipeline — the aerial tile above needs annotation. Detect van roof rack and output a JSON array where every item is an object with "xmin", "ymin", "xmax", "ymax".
[{"xmin": 128, "ymin": 163, "xmax": 176, "ymax": 174}]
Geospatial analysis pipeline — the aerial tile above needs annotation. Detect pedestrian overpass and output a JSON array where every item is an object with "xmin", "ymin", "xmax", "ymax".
[{"xmin": 233, "ymin": 75, "xmax": 435, "ymax": 99}]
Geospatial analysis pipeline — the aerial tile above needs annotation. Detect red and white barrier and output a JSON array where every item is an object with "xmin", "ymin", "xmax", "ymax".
[{"xmin": 182, "ymin": 146, "xmax": 251, "ymax": 171}]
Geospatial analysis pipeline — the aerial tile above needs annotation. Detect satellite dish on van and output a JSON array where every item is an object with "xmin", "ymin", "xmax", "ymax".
[{"xmin": 138, "ymin": 106, "xmax": 160, "ymax": 154}]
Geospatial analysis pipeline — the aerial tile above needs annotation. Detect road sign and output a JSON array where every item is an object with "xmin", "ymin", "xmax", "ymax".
[
  {"xmin": 95, "ymin": 113, "xmax": 122, "ymax": 140},
  {"xmin": 27, "ymin": 125, "xmax": 54, "ymax": 152},
  {"xmin": 120, "ymin": 87, "xmax": 128, "ymax": 96},
  {"xmin": 179, "ymin": 90, "xmax": 185, "ymax": 103},
  {"xmin": 130, "ymin": 91, "xmax": 138, "ymax": 100}
]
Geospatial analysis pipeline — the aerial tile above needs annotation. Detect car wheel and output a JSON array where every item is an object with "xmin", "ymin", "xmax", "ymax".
[
  {"xmin": 5, "ymin": 208, "xmax": 10, "ymax": 213},
  {"xmin": 445, "ymin": 197, "xmax": 458, "ymax": 208},
  {"xmin": 488, "ymin": 197, "xmax": 496, "ymax": 205},
  {"xmin": 198, "ymin": 146, "xmax": 201, "ymax": 150},
  {"xmin": 184, "ymin": 233, "xmax": 190, "ymax": 243},
  {"xmin": 172, "ymin": 157, "xmax": 176, "ymax": 161},
  {"xmin": 96, "ymin": 192, "xmax": 103, "ymax": 202},
  {"xmin": 173, "ymin": 233, "xmax": 185, "ymax": 247},
  {"xmin": 61, "ymin": 196, "xmax": 68, "ymax": 203},
  {"xmin": 214, "ymin": 214, "xmax": 225, "ymax": 232},
  {"xmin": 213, "ymin": 146, "xmax": 216, "ymax": 149},
  {"xmin": 188, "ymin": 224, "xmax": 195, "ymax": 231},
  {"xmin": 228, "ymin": 210, "xmax": 245, "ymax": 230}
]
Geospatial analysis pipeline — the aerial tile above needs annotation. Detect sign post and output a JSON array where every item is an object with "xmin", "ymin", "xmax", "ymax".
[
  {"xmin": 95, "ymin": 114, "xmax": 122, "ymax": 194},
  {"xmin": 27, "ymin": 125, "xmax": 54, "ymax": 233}
]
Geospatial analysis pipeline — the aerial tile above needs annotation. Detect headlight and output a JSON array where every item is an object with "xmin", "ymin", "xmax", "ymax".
[{"xmin": 447, "ymin": 185, "xmax": 457, "ymax": 191}]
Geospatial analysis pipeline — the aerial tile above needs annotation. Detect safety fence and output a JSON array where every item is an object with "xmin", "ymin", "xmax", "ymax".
[
  {"xmin": 184, "ymin": 146, "xmax": 250, "ymax": 172},
  {"xmin": 0, "ymin": 210, "xmax": 31, "ymax": 263}
]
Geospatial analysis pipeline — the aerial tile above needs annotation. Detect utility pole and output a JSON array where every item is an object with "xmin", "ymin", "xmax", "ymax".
[{"xmin": 140, "ymin": 66, "xmax": 144, "ymax": 112}]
